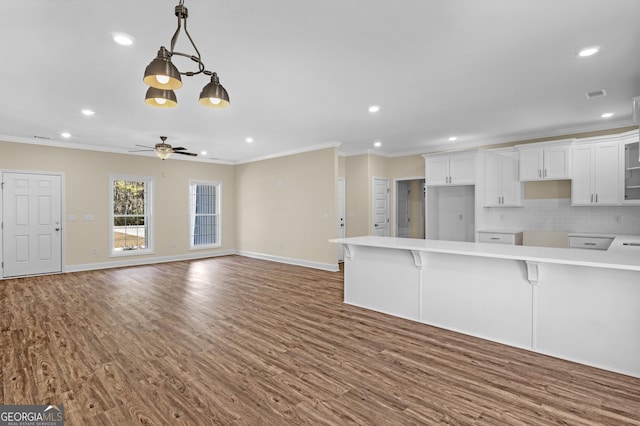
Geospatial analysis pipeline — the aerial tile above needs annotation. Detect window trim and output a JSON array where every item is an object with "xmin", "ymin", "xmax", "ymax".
[
  {"xmin": 189, "ymin": 180, "xmax": 222, "ymax": 250},
  {"xmin": 109, "ymin": 174, "xmax": 155, "ymax": 257}
]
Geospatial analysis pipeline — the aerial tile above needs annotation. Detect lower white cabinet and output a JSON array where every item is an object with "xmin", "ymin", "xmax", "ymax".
[
  {"xmin": 568, "ymin": 235, "xmax": 614, "ymax": 250},
  {"xmin": 478, "ymin": 230, "xmax": 523, "ymax": 245}
]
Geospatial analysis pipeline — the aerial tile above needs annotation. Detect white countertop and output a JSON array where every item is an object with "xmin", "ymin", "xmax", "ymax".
[
  {"xmin": 477, "ymin": 229, "xmax": 523, "ymax": 234},
  {"xmin": 331, "ymin": 235, "xmax": 640, "ymax": 271}
]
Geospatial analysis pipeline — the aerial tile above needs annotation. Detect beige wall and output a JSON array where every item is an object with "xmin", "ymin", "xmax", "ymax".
[
  {"xmin": 1, "ymin": 125, "xmax": 631, "ymax": 271},
  {"xmin": 345, "ymin": 155, "xmax": 370, "ymax": 237},
  {"xmin": 0, "ymin": 140, "xmax": 236, "ymax": 267},
  {"xmin": 524, "ymin": 180, "xmax": 571, "ymax": 200},
  {"xmin": 409, "ymin": 179, "xmax": 424, "ymax": 238},
  {"xmin": 235, "ymin": 147, "xmax": 338, "ymax": 266}
]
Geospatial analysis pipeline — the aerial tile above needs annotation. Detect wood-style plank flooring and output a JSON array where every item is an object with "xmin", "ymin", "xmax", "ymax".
[{"xmin": 1, "ymin": 255, "xmax": 639, "ymax": 425}]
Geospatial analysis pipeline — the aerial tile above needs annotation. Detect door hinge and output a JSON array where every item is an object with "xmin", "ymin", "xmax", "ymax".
[{"xmin": 387, "ymin": 188, "xmax": 390, "ymax": 193}]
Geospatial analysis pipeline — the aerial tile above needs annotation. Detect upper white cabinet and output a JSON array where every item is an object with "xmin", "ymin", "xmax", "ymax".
[
  {"xmin": 571, "ymin": 141, "xmax": 620, "ymax": 206},
  {"xmin": 484, "ymin": 148, "xmax": 522, "ymax": 207},
  {"xmin": 424, "ymin": 152, "xmax": 476, "ymax": 186},
  {"xmin": 622, "ymin": 136, "xmax": 640, "ymax": 205},
  {"xmin": 516, "ymin": 140, "xmax": 573, "ymax": 181}
]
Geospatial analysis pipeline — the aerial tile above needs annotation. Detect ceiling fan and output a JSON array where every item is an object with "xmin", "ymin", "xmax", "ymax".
[{"xmin": 131, "ymin": 136, "xmax": 198, "ymax": 160}]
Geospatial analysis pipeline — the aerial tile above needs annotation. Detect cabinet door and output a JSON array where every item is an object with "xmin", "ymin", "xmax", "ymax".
[
  {"xmin": 519, "ymin": 149, "xmax": 543, "ymax": 181},
  {"xmin": 425, "ymin": 156, "xmax": 449, "ymax": 185},
  {"xmin": 571, "ymin": 145, "xmax": 595, "ymax": 205},
  {"xmin": 593, "ymin": 142, "xmax": 619, "ymax": 205},
  {"xmin": 544, "ymin": 146, "xmax": 571, "ymax": 179},
  {"xmin": 500, "ymin": 151, "xmax": 522, "ymax": 206},
  {"xmin": 484, "ymin": 153, "xmax": 502, "ymax": 206},
  {"xmin": 449, "ymin": 154, "xmax": 476, "ymax": 184}
]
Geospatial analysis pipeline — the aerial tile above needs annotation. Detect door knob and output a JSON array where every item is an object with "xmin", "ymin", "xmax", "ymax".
[
  {"xmin": 55, "ymin": 228, "xmax": 61, "ymax": 231},
  {"xmin": 374, "ymin": 223, "xmax": 379, "ymax": 227}
]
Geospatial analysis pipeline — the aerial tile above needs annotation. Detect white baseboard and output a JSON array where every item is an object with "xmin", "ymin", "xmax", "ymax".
[
  {"xmin": 62, "ymin": 249, "xmax": 339, "ymax": 274},
  {"xmin": 237, "ymin": 250, "xmax": 340, "ymax": 272},
  {"xmin": 64, "ymin": 250, "xmax": 237, "ymax": 273}
]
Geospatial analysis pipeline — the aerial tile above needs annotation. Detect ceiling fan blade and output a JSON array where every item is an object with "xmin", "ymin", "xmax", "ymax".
[
  {"xmin": 173, "ymin": 151, "xmax": 198, "ymax": 156},
  {"xmin": 171, "ymin": 147, "xmax": 187, "ymax": 151},
  {"xmin": 129, "ymin": 149, "xmax": 154, "ymax": 153},
  {"xmin": 135, "ymin": 144, "xmax": 154, "ymax": 149}
]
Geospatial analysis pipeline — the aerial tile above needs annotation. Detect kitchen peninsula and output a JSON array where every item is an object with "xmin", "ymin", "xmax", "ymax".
[{"xmin": 331, "ymin": 235, "xmax": 640, "ymax": 378}]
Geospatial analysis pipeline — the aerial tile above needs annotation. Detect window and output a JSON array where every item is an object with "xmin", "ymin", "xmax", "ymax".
[
  {"xmin": 110, "ymin": 175, "xmax": 154, "ymax": 255},
  {"xmin": 190, "ymin": 181, "xmax": 221, "ymax": 249}
]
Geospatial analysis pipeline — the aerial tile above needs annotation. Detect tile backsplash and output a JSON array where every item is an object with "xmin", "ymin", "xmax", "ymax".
[{"xmin": 482, "ymin": 198, "xmax": 640, "ymax": 235}]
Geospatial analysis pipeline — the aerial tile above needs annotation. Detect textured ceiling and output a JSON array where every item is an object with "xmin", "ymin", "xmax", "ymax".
[{"xmin": 1, "ymin": 0, "xmax": 639, "ymax": 163}]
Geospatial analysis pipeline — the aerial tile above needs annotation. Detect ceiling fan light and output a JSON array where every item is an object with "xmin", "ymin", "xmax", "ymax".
[
  {"xmin": 155, "ymin": 148, "xmax": 172, "ymax": 160},
  {"xmin": 143, "ymin": 47, "xmax": 183, "ymax": 90},
  {"xmin": 198, "ymin": 74, "xmax": 230, "ymax": 108},
  {"xmin": 144, "ymin": 87, "xmax": 178, "ymax": 108}
]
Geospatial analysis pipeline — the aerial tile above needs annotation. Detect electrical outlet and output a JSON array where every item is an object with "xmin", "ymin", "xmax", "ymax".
[
  {"xmin": 92, "ymin": 248, "xmax": 98, "ymax": 255},
  {"xmin": 614, "ymin": 215, "xmax": 622, "ymax": 224}
]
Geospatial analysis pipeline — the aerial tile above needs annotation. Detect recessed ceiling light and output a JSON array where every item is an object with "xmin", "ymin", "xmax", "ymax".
[
  {"xmin": 368, "ymin": 105, "xmax": 381, "ymax": 113},
  {"xmin": 601, "ymin": 112, "xmax": 614, "ymax": 118},
  {"xmin": 578, "ymin": 46, "xmax": 599, "ymax": 57},
  {"xmin": 245, "ymin": 137, "xmax": 254, "ymax": 143},
  {"xmin": 201, "ymin": 151, "xmax": 208, "ymax": 156},
  {"xmin": 373, "ymin": 141, "xmax": 382, "ymax": 147},
  {"xmin": 448, "ymin": 136, "xmax": 458, "ymax": 142},
  {"xmin": 60, "ymin": 132, "xmax": 71, "ymax": 138},
  {"xmin": 112, "ymin": 32, "xmax": 134, "ymax": 46},
  {"xmin": 81, "ymin": 109, "xmax": 95, "ymax": 116}
]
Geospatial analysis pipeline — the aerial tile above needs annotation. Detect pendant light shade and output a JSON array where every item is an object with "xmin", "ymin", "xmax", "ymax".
[
  {"xmin": 144, "ymin": 87, "xmax": 178, "ymax": 108},
  {"xmin": 143, "ymin": 47, "xmax": 183, "ymax": 90},
  {"xmin": 198, "ymin": 73, "xmax": 230, "ymax": 108}
]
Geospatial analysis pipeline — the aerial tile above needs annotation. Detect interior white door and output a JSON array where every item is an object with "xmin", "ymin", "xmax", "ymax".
[
  {"xmin": 2, "ymin": 172, "xmax": 62, "ymax": 277},
  {"xmin": 396, "ymin": 180, "xmax": 410, "ymax": 237},
  {"xmin": 372, "ymin": 177, "xmax": 389, "ymax": 236},
  {"xmin": 337, "ymin": 177, "xmax": 346, "ymax": 261}
]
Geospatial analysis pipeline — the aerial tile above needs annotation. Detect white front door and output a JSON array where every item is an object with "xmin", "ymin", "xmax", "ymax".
[
  {"xmin": 372, "ymin": 177, "xmax": 389, "ymax": 236},
  {"xmin": 2, "ymin": 172, "xmax": 63, "ymax": 277},
  {"xmin": 337, "ymin": 177, "xmax": 346, "ymax": 262},
  {"xmin": 396, "ymin": 180, "xmax": 410, "ymax": 237}
]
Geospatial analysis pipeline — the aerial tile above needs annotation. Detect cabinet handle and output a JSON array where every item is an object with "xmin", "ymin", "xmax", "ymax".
[
  {"xmin": 595, "ymin": 194, "xmax": 598, "ymax": 203},
  {"xmin": 591, "ymin": 194, "xmax": 594, "ymax": 203},
  {"xmin": 538, "ymin": 169, "xmax": 542, "ymax": 177},
  {"xmin": 544, "ymin": 169, "xmax": 547, "ymax": 178},
  {"xmin": 491, "ymin": 237, "xmax": 500, "ymax": 240}
]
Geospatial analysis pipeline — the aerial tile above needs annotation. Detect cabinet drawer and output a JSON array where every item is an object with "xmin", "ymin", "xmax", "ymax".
[
  {"xmin": 478, "ymin": 232, "xmax": 522, "ymax": 245},
  {"xmin": 568, "ymin": 236, "xmax": 613, "ymax": 250}
]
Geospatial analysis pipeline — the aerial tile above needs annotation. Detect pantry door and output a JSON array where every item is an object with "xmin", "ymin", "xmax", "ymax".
[{"xmin": 2, "ymin": 172, "xmax": 63, "ymax": 277}]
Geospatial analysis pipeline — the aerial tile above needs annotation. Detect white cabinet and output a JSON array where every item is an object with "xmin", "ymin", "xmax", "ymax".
[
  {"xmin": 478, "ymin": 230, "xmax": 523, "ymax": 245},
  {"xmin": 622, "ymin": 140, "xmax": 640, "ymax": 205},
  {"xmin": 568, "ymin": 235, "xmax": 614, "ymax": 250},
  {"xmin": 424, "ymin": 152, "xmax": 476, "ymax": 186},
  {"xmin": 483, "ymin": 148, "xmax": 522, "ymax": 207},
  {"xmin": 517, "ymin": 140, "xmax": 572, "ymax": 181},
  {"xmin": 572, "ymin": 141, "xmax": 620, "ymax": 206}
]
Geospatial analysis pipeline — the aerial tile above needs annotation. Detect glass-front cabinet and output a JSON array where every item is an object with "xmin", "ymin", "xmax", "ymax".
[{"xmin": 623, "ymin": 140, "xmax": 640, "ymax": 204}]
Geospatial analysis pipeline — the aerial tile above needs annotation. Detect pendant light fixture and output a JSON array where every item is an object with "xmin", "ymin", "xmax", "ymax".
[{"xmin": 143, "ymin": 0, "xmax": 230, "ymax": 109}]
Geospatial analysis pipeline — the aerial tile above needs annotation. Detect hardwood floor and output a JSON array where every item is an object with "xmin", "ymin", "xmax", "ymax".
[{"xmin": 1, "ymin": 255, "xmax": 639, "ymax": 425}]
